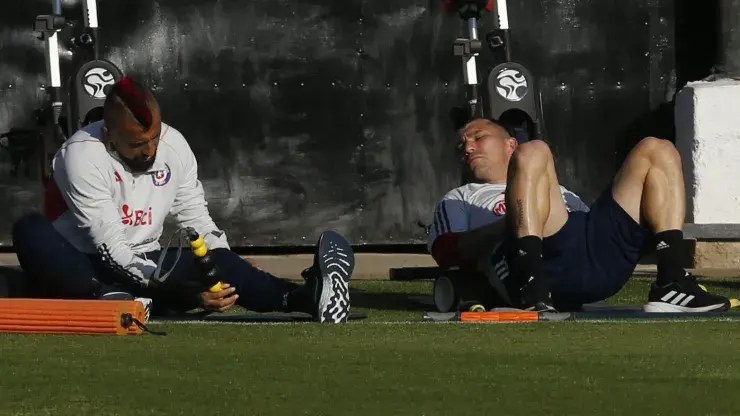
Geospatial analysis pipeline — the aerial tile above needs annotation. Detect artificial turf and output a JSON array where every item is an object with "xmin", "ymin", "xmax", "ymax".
[{"xmin": 2, "ymin": 277, "xmax": 740, "ymax": 415}]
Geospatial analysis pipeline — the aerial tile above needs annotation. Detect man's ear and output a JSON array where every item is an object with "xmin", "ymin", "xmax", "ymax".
[
  {"xmin": 507, "ymin": 137, "xmax": 518, "ymax": 153},
  {"xmin": 100, "ymin": 124, "xmax": 115, "ymax": 151}
]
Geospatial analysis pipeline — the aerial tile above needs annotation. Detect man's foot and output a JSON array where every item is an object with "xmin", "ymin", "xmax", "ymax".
[
  {"xmin": 521, "ymin": 277, "xmax": 557, "ymax": 312},
  {"xmin": 524, "ymin": 301, "xmax": 557, "ymax": 312},
  {"xmin": 94, "ymin": 280, "xmax": 134, "ymax": 300},
  {"xmin": 644, "ymin": 272, "xmax": 731, "ymax": 313},
  {"xmin": 299, "ymin": 231, "xmax": 355, "ymax": 323}
]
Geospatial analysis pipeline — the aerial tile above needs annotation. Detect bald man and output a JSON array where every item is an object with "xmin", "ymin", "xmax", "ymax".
[
  {"xmin": 428, "ymin": 117, "xmax": 730, "ymax": 313},
  {"xmin": 11, "ymin": 76, "xmax": 354, "ymax": 323}
]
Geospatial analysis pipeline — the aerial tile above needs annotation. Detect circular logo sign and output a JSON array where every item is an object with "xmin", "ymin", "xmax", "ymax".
[
  {"xmin": 495, "ymin": 69, "xmax": 528, "ymax": 102},
  {"xmin": 83, "ymin": 68, "xmax": 116, "ymax": 99}
]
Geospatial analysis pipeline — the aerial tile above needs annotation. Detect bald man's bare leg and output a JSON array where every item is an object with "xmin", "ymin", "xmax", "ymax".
[
  {"xmin": 605, "ymin": 137, "xmax": 730, "ymax": 312},
  {"xmin": 504, "ymin": 140, "xmax": 569, "ymax": 310},
  {"xmin": 610, "ymin": 137, "xmax": 685, "ymax": 284},
  {"xmin": 505, "ymin": 141, "xmax": 569, "ymax": 239}
]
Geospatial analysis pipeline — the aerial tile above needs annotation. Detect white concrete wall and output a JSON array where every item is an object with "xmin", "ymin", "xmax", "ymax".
[{"xmin": 675, "ymin": 78, "xmax": 740, "ymax": 224}]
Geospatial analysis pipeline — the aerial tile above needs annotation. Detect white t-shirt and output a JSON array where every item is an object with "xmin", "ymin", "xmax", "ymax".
[
  {"xmin": 427, "ymin": 182, "xmax": 589, "ymax": 252},
  {"xmin": 52, "ymin": 120, "xmax": 229, "ymax": 287}
]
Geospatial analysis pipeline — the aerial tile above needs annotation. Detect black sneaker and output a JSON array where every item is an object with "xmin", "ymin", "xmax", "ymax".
[
  {"xmin": 644, "ymin": 272, "xmax": 730, "ymax": 313},
  {"xmin": 94, "ymin": 280, "xmax": 134, "ymax": 300},
  {"xmin": 300, "ymin": 231, "xmax": 355, "ymax": 323},
  {"xmin": 521, "ymin": 276, "xmax": 557, "ymax": 312},
  {"xmin": 93, "ymin": 281, "xmax": 152, "ymax": 322}
]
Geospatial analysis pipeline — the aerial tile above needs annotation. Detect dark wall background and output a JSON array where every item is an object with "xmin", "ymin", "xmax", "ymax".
[{"xmin": 0, "ymin": 0, "xmax": 719, "ymax": 248}]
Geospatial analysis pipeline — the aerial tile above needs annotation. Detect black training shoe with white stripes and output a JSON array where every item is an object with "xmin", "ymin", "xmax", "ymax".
[
  {"xmin": 644, "ymin": 273, "xmax": 730, "ymax": 313},
  {"xmin": 95, "ymin": 281, "xmax": 135, "ymax": 300},
  {"xmin": 303, "ymin": 231, "xmax": 355, "ymax": 323},
  {"xmin": 521, "ymin": 276, "xmax": 557, "ymax": 312}
]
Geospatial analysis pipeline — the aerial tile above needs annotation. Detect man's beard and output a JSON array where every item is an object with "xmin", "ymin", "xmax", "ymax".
[{"xmin": 120, "ymin": 154, "xmax": 155, "ymax": 173}]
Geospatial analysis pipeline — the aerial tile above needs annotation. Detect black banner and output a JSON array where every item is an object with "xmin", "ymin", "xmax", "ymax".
[{"xmin": 0, "ymin": 0, "xmax": 684, "ymax": 247}]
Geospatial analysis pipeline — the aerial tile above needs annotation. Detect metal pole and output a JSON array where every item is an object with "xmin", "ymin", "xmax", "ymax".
[
  {"xmin": 35, "ymin": 0, "xmax": 68, "ymax": 178},
  {"xmin": 83, "ymin": 0, "xmax": 100, "ymax": 59},
  {"xmin": 465, "ymin": 17, "xmax": 481, "ymax": 117},
  {"xmin": 496, "ymin": 0, "xmax": 509, "ymax": 30},
  {"xmin": 468, "ymin": 17, "xmax": 479, "ymax": 40},
  {"xmin": 83, "ymin": 0, "xmax": 99, "ymax": 28},
  {"xmin": 496, "ymin": 0, "xmax": 511, "ymax": 62},
  {"xmin": 46, "ymin": 0, "xmax": 63, "ymax": 109}
]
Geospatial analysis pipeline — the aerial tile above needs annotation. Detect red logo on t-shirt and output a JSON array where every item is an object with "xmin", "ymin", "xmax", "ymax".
[
  {"xmin": 121, "ymin": 204, "xmax": 153, "ymax": 226},
  {"xmin": 492, "ymin": 199, "xmax": 507, "ymax": 216}
]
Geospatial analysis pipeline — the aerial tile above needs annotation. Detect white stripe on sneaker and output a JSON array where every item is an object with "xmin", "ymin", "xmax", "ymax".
[
  {"xmin": 671, "ymin": 293, "xmax": 686, "ymax": 305},
  {"xmin": 680, "ymin": 295, "xmax": 695, "ymax": 306},
  {"xmin": 661, "ymin": 290, "xmax": 677, "ymax": 302}
]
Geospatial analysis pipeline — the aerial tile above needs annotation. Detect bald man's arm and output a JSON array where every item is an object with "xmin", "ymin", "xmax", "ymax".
[{"xmin": 428, "ymin": 196, "xmax": 508, "ymax": 269}]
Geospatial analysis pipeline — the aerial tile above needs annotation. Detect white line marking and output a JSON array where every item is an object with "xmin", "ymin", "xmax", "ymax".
[{"xmin": 149, "ymin": 318, "xmax": 740, "ymax": 326}]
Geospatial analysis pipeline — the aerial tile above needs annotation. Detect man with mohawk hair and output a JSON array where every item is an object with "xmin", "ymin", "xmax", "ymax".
[{"xmin": 11, "ymin": 75, "xmax": 355, "ymax": 323}]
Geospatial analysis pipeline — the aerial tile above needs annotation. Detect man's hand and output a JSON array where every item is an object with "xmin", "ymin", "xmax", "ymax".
[{"xmin": 198, "ymin": 283, "xmax": 239, "ymax": 312}]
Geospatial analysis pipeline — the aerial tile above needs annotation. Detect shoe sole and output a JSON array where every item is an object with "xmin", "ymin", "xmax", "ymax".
[
  {"xmin": 99, "ymin": 291, "xmax": 134, "ymax": 301},
  {"xmin": 136, "ymin": 298, "xmax": 153, "ymax": 323},
  {"xmin": 643, "ymin": 301, "xmax": 730, "ymax": 313},
  {"xmin": 524, "ymin": 303, "xmax": 558, "ymax": 313},
  {"xmin": 316, "ymin": 231, "xmax": 355, "ymax": 323}
]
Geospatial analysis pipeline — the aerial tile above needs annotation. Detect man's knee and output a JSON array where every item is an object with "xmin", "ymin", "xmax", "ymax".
[
  {"xmin": 510, "ymin": 140, "xmax": 554, "ymax": 171},
  {"xmin": 632, "ymin": 136, "xmax": 681, "ymax": 168},
  {"xmin": 208, "ymin": 248, "xmax": 260, "ymax": 276},
  {"xmin": 210, "ymin": 248, "xmax": 241, "ymax": 263}
]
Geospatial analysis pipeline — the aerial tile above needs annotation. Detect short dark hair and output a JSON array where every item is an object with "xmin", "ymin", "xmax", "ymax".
[
  {"xmin": 448, "ymin": 107, "xmax": 514, "ymax": 136},
  {"xmin": 479, "ymin": 117, "xmax": 514, "ymax": 137}
]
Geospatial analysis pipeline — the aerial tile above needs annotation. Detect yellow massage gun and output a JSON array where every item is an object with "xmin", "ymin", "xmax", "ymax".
[{"xmin": 186, "ymin": 229, "xmax": 224, "ymax": 293}]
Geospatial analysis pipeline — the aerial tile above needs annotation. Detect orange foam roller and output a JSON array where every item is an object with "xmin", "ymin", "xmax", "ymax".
[
  {"xmin": 0, "ymin": 298, "xmax": 147, "ymax": 335},
  {"xmin": 459, "ymin": 311, "xmax": 540, "ymax": 322}
]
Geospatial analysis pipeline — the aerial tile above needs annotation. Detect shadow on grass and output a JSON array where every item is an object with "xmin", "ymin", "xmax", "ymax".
[
  {"xmin": 349, "ymin": 288, "xmax": 431, "ymax": 312},
  {"xmin": 698, "ymin": 279, "xmax": 740, "ymax": 291}
]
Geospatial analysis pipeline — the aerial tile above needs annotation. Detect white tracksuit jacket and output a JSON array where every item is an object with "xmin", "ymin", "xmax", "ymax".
[{"xmin": 51, "ymin": 120, "xmax": 230, "ymax": 287}]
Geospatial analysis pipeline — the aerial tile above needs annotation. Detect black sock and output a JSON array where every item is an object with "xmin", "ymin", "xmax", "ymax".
[
  {"xmin": 512, "ymin": 235, "xmax": 544, "ymax": 287},
  {"xmin": 283, "ymin": 282, "xmax": 312, "ymax": 314},
  {"xmin": 654, "ymin": 230, "xmax": 685, "ymax": 285}
]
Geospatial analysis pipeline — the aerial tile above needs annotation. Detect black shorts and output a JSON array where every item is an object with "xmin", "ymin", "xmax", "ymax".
[{"xmin": 501, "ymin": 187, "xmax": 647, "ymax": 306}]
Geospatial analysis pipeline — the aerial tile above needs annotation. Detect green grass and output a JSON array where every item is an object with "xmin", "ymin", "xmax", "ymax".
[{"xmin": 2, "ymin": 277, "xmax": 740, "ymax": 415}]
